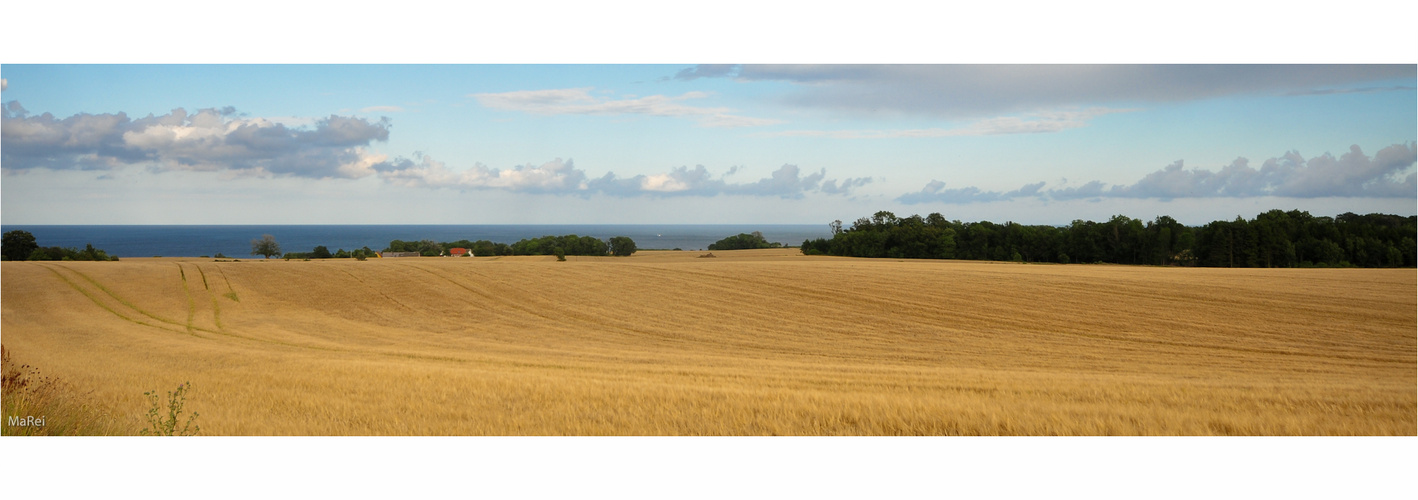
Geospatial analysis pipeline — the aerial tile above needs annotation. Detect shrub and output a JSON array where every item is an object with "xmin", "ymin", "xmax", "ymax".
[
  {"xmin": 708, "ymin": 232, "xmax": 772, "ymax": 251},
  {"xmin": 140, "ymin": 382, "xmax": 200, "ymax": 436}
]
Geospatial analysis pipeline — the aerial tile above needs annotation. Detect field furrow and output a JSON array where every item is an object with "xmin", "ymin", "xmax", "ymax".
[{"xmin": 3, "ymin": 249, "xmax": 1412, "ymax": 435}]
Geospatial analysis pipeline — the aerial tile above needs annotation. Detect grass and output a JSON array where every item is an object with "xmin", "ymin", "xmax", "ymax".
[
  {"xmin": 2, "ymin": 346, "xmax": 130, "ymax": 436},
  {"xmin": 0, "ymin": 250, "xmax": 1412, "ymax": 435}
]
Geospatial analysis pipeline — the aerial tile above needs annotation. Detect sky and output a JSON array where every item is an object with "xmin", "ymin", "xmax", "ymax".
[
  {"xmin": 5, "ymin": 3, "xmax": 1417, "ymax": 495},
  {"xmin": 1, "ymin": 10, "xmax": 1415, "ymax": 227}
]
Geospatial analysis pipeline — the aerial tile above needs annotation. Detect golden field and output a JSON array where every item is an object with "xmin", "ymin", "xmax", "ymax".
[{"xmin": 1, "ymin": 249, "xmax": 1413, "ymax": 435}]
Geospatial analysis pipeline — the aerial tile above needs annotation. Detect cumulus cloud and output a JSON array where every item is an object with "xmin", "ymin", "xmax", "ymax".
[
  {"xmin": 898, "ymin": 143, "xmax": 1417, "ymax": 204},
  {"xmin": 675, "ymin": 64, "xmax": 1415, "ymax": 118},
  {"xmin": 1083, "ymin": 144, "xmax": 1417, "ymax": 200},
  {"xmin": 587, "ymin": 165, "xmax": 724, "ymax": 197},
  {"xmin": 820, "ymin": 176, "xmax": 874, "ymax": 195},
  {"xmin": 1, "ymin": 79, "xmax": 7, "ymax": 91},
  {"xmin": 1, "ymin": 101, "xmax": 391, "ymax": 178},
  {"xmin": 897, "ymin": 180, "xmax": 1045, "ymax": 204},
  {"xmin": 376, "ymin": 156, "xmax": 859, "ymax": 199},
  {"xmin": 471, "ymin": 87, "xmax": 780, "ymax": 128},
  {"xmin": 771, "ymin": 108, "xmax": 1133, "ymax": 138},
  {"xmin": 373, "ymin": 155, "xmax": 590, "ymax": 193}
]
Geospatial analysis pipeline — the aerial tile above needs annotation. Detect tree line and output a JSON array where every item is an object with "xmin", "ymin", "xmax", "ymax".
[
  {"xmin": 382, "ymin": 234, "xmax": 635, "ymax": 257},
  {"xmin": 2, "ymin": 230, "xmax": 119, "ymax": 261},
  {"xmin": 264, "ymin": 234, "xmax": 640, "ymax": 260},
  {"xmin": 800, "ymin": 210, "xmax": 1416, "ymax": 268}
]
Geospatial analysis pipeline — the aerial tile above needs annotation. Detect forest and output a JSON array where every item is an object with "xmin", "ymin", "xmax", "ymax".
[{"xmin": 800, "ymin": 209, "xmax": 1417, "ymax": 268}]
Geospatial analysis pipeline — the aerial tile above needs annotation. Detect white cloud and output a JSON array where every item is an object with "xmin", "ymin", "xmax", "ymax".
[
  {"xmin": 1, "ymin": 78, "xmax": 7, "ymax": 91},
  {"xmin": 898, "ymin": 143, "xmax": 1418, "ymax": 204},
  {"xmin": 897, "ymin": 181, "xmax": 1045, "ymax": 204},
  {"xmin": 374, "ymin": 156, "xmax": 864, "ymax": 199},
  {"xmin": 1, "ymin": 103, "xmax": 391, "ymax": 178},
  {"xmin": 373, "ymin": 156, "xmax": 589, "ymax": 193},
  {"xmin": 472, "ymin": 87, "xmax": 780, "ymax": 128},
  {"xmin": 640, "ymin": 173, "xmax": 690, "ymax": 192}
]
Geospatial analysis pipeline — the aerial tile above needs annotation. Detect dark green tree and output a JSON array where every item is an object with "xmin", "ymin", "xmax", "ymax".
[
  {"xmin": 609, "ymin": 236, "xmax": 637, "ymax": 256},
  {"xmin": 2, "ymin": 230, "xmax": 39, "ymax": 261},
  {"xmin": 708, "ymin": 232, "xmax": 771, "ymax": 250},
  {"xmin": 311, "ymin": 246, "xmax": 332, "ymax": 259}
]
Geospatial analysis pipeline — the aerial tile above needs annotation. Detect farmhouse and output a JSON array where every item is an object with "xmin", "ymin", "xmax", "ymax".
[
  {"xmin": 448, "ymin": 247, "xmax": 470, "ymax": 257},
  {"xmin": 380, "ymin": 251, "xmax": 422, "ymax": 258}
]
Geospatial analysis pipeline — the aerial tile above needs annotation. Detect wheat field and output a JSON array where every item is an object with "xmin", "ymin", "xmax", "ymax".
[{"xmin": 1, "ymin": 249, "xmax": 1412, "ymax": 435}]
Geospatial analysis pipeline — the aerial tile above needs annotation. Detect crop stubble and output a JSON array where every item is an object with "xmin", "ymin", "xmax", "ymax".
[{"xmin": 1, "ymin": 249, "xmax": 1412, "ymax": 435}]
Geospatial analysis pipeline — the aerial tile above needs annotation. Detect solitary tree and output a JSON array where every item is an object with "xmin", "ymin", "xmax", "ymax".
[
  {"xmin": 251, "ymin": 234, "xmax": 281, "ymax": 259},
  {"xmin": 609, "ymin": 236, "xmax": 637, "ymax": 256},
  {"xmin": 2, "ymin": 230, "xmax": 39, "ymax": 261}
]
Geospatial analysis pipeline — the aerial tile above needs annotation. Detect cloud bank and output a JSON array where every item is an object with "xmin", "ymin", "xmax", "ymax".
[
  {"xmin": 675, "ymin": 64, "xmax": 1416, "ymax": 118},
  {"xmin": 898, "ymin": 143, "xmax": 1417, "ymax": 204},
  {"xmin": 373, "ymin": 156, "xmax": 870, "ymax": 198},
  {"xmin": 471, "ymin": 87, "xmax": 779, "ymax": 128},
  {"xmin": 2, "ymin": 101, "xmax": 391, "ymax": 178},
  {"xmin": 1, "ymin": 101, "xmax": 866, "ymax": 199}
]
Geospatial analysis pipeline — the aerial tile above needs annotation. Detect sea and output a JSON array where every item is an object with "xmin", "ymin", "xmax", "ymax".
[{"xmin": 0, "ymin": 224, "xmax": 832, "ymax": 258}]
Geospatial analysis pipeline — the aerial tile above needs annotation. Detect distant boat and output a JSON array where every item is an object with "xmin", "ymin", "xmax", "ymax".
[{"xmin": 656, "ymin": 234, "xmax": 662, "ymax": 237}]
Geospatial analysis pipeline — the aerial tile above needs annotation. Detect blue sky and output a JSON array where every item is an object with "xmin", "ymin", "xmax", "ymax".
[
  {"xmin": 2, "ymin": 0, "xmax": 1416, "ymax": 226},
  {"xmin": 2, "ymin": 63, "xmax": 1413, "ymax": 225}
]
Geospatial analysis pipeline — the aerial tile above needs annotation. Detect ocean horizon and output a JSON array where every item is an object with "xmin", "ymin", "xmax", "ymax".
[{"xmin": 0, "ymin": 224, "xmax": 832, "ymax": 258}]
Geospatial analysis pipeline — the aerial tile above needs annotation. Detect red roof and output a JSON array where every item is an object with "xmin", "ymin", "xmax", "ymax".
[{"xmin": 449, "ymin": 247, "xmax": 469, "ymax": 256}]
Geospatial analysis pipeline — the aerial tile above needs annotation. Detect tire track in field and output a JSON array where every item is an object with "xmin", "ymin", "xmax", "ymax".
[
  {"xmin": 613, "ymin": 263, "xmax": 1220, "ymax": 363},
  {"xmin": 337, "ymin": 267, "xmax": 418, "ymax": 313},
  {"xmin": 212, "ymin": 263, "xmax": 239, "ymax": 302},
  {"xmin": 397, "ymin": 263, "xmax": 699, "ymax": 349},
  {"xmin": 40, "ymin": 264, "xmax": 192, "ymax": 336},
  {"xmin": 194, "ymin": 264, "xmax": 223, "ymax": 330},
  {"xmin": 468, "ymin": 261, "xmax": 945, "ymax": 358},
  {"xmin": 195, "ymin": 264, "xmax": 210, "ymax": 290},
  {"xmin": 617, "ymin": 263, "xmax": 969, "ymax": 341},
  {"xmin": 449, "ymin": 263, "xmax": 864, "ymax": 361},
  {"xmin": 328, "ymin": 265, "xmax": 494, "ymax": 336},
  {"xmin": 395, "ymin": 262, "xmax": 568, "ymax": 325},
  {"xmin": 656, "ymin": 263, "xmax": 1414, "ymax": 367},
  {"xmin": 176, "ymin": 263, "xmax": 197, "ymax": 334},
  {"xmin": 44, "ymin": 264, "xmax": 338, "ymax": 350},
  {"xmin": 49, "ymin": 263, "xmax": 191, "ymax": 332},
  {"xmin": 451, "ymin": 264, "xmax": 695, "ymax": 342},
  {"xmin": 36, "ymin": 264, "xmax": 513, "ymax": 368},
  {"xmin": 584, "ymin": 264, "xmax": 861, "ymax": 348}
]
